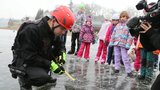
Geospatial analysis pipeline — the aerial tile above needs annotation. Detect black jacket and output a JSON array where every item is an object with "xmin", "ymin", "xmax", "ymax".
[
  {"xmin": 140, "ymin": 27, "xmax": 160, "ymax": 51},
  {"xmin": 12, "ymin": 16, "xmax": 65, "ymax": 70}
]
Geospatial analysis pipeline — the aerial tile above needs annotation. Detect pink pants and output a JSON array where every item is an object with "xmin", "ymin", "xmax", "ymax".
[
  {"xmin": 134, "ymin": 49, "xmax": 141, "ymax": 71},
  {"xmin": 77, "ymin": 42, "xmax": 91, "ymax": 59},
  {"xmin": 95, "ymin": 40, "xmax": 107, "ymax": 60}
]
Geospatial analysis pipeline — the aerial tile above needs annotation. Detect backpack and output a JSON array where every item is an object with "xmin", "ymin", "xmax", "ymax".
[{"xmin": 8, "ymin": 21, "xmax": 38, "ymax": 79}]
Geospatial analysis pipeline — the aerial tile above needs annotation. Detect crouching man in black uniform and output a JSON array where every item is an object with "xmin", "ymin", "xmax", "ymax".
[{"xmin": 8, "ymin": 6, "xmax": 75, "ymax": 90}]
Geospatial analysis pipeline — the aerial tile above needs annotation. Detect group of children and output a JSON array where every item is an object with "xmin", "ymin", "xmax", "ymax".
[{"xmin": 70, "ymin": 10, "xmax": 159, "ymax": 84}]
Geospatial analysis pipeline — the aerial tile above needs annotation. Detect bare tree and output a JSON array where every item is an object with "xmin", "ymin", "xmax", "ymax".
[
  {"xmin": 35, "ymin": 9, "xmax": 44, "ymax": 20},
  {"xmin": 43, "ymin": 10, "xmax": 50, "ymax": 17},
  {"xmin": 8, "ymin": 19, "xmax": 14, "ymax": 27}
]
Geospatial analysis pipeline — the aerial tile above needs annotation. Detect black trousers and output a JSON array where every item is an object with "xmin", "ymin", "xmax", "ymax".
[
  {"xmin": 151, "ymin": 74, "xmax": 160, "ymax": 90},
  {"xmin": 18, "ymin": 67, "xmax": 51, "ymax": 89},
  {"xmin": 61, "ymin": 31, "xmax": 68, "ymax": 45},
  {"xmin": 107, "ymin": 46, "xmax": 114, "ymax": 65},
  {"xmin": 70, "ymin": 32, "xmax": 80, "ymax": 53}
]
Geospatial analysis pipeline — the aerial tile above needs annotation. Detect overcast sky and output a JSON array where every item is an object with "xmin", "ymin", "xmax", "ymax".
[{"xmin": 0, "ymin": 0, "xmax": 158, "ymax": 19}]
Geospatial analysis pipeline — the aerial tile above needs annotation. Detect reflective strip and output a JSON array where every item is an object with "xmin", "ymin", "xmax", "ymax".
[
  {"xmin": 51, "ymin": 61, "xmax": 58, "ymax": 71},
  {"xmin": 62, "ymin": 52, "xmax": 66, "ymax": 61}
]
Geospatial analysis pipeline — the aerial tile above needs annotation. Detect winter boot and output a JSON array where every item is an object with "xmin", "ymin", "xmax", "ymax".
[
  {"xmin": 18, "ymin": 78, "xmax": 32, "ymax": 90},
  {"xmin": 85, "ymin": 58, "xmax": 89, "ymax": 62},
  {"xmin": 67, "ymin": 50, "xmax": 74, "ymax": 54},
  {"xmin": 114, "ymin": 70, "xmax": 119, "ymax": 73},
  {"xmin": 127, "ymin": 72, "xmax": 134, "ymax": 78},
  {"xmin": 94, "ymin": 57, "xmax": 99, "ymax": 62},
  {"xmin": 100, "ymin": 59, "xmax": 105, "ymax": 64},
  {"xmin": 137, "ymin": 75, "xmax": 145, "ymax": 80},
  {"xmin": 48, "ymin": 78, "xmax": 57, "ymax": 83},
  {"xmin": 74, "ymin": 52, "xmax": 78, "ymax": 55}
]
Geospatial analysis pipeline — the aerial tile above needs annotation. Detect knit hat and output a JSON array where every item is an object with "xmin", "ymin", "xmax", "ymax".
[
  {"xmin": 86, "ymin": 15, "xmax": 92, "ymax": 22},
  {"xmin": 112, "ymin": 14, "xmax": 119, "ymax": 20}
]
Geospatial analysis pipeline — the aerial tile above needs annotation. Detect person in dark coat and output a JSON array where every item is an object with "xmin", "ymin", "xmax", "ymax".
[{"xmin": 8, "ymin": 6, "xmax": 75, "ymax": 90}]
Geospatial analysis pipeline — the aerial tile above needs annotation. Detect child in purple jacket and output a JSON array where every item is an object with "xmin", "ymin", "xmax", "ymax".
[
  {"xmin": 77, "ymin": 16, "xmax": 94, "ymax": 61},
  {"xmin": 109, "ymin": 11, "xmax": 133, "ymax": 77}
]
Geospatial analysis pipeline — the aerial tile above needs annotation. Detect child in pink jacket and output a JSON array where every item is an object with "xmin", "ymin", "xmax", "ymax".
[{"xmin": 77, "ymin": 16, "xmax": 95, "ymax": 61}]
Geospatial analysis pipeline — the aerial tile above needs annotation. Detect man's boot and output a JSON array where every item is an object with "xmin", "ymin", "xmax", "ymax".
[
  {"xmin": 35, "ymin": 78, "xmax": 57, "ymax": 90},
  {"xmin": 74, "ymin": 52, "xmax": 77, "ymax": 55},
  {"xmin": 67, "ymin": 50, "xmax": 74, "ymax": 54},
  {"xmin": 75, "ymin": 44, "xmax": 80, "ymax": 55},
  {"xmin": 48, "ymin": 78, "xmax": 57, "ymax": 83},
  {"xmin": 67, "ymin": 45, "xmax": 75, "ymax": 54},
  {"xmin": 18, "ymin": 78, "xmax": 32, "ymax": 90}
]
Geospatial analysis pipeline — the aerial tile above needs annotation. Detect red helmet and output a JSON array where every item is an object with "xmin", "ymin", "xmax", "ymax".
[{"xmin": 51, "ymin": 6, "xmax": 75, "ymax": 30}]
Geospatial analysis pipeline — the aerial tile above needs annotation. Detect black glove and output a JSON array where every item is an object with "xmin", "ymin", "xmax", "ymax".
[
  {"xmin": 54, "ymin": 65, "xmax": 65, "ymax": 75},
  {"xmin": 55, "ymin": 51, "xmax": 66, "ymax": 66}
]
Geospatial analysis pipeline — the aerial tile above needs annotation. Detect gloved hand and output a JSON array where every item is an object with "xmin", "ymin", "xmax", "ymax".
[
  {"xmin": 56, "ymin": 51, "xmax": 66, "ymax": 66},
  {"xmin": 50, "ymin": 61, "xmax": 65, "ymax": 75}
]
